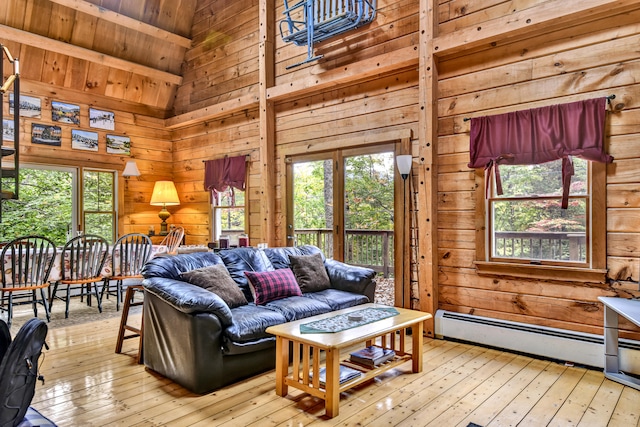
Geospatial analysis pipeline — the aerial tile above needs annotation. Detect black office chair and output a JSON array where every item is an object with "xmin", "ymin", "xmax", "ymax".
[
  {"xmin": 49, "ymin": 234, "xmax": 108, "ymax": 319},
  {"xmin": 0, "ymin": 236, "xmax": 56, "ymax": 327}
]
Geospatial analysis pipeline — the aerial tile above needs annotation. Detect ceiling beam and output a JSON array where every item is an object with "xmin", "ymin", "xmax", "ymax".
[
  {"xmin": 164, "ymin": 93, "xmax": 260, "ymax": 129},
  {"xmin": 47, "ymin": 0, "xmax": 192, "ymax": 48},
  {"xmin": 0, "ymin": 24, "xmax": 183, "ymax": 85}
]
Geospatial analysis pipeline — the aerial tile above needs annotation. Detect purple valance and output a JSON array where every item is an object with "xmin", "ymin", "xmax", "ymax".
[
  {"xmin": 468, "ymin": 98, "xmax": 613, "ymax": 208},
  {"xmin": 204, "ymin": 156, "xmax": 247, "ymax": 203}
]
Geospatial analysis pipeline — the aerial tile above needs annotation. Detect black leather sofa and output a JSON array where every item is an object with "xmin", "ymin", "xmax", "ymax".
[{"xmin": 141, "ymin": 245, "xmax": 376, "ymax": 394}]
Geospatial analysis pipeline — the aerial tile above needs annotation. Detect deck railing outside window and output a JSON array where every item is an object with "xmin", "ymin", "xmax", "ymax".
[{"xmin": 493, "ymin": 231, "xmax": 586, "ymax": 262}]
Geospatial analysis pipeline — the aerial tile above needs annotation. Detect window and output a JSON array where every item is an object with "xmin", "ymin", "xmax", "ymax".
[
  {"xmin": 489, "ymin": 158, "xmax": 588, "ymax": 266},
  {"xmin": 82, "ymin": 169, "xmax": 116, "ymax": 241},
  {"xmin": 475, "ymin": 160, "xmax": 607, "ymax": 282},
  {"xmin": 0, "ymin": 165, "xmax": 116, "ymax": 245},
  {"xmin": 211, "ymin": 187, "xmax": 245, "ymax": 245}
]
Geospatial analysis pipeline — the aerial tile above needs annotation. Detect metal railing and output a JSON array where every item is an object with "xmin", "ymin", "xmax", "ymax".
[
  {"xmin": 294, "ymin": 229, "xmax": 394, "ymax": 277},
  {"xmin": 494, "ymin": 231, "xmax": 586, "ymax": 262}
]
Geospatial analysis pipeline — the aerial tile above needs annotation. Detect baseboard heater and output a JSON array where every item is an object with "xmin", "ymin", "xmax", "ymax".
[{"xmin": 435, "ymin": 310, "xmax": 640, "ymax": 374}]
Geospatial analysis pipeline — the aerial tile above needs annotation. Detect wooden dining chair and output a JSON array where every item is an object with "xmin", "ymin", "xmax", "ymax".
[
  {"xmin": 49, "ymin": 234, "xmax": 108, "ymax": 319},
  {"xmin": 160, "ymin": 226, "xmax": 184, "ymax": 255},
  {"xmin": 0, "ymin": 235, "xmax": 56, "ymax": 327},
  {"xmin": 102, "ymin": 233, "xmax": 152, "ymax": 311}
]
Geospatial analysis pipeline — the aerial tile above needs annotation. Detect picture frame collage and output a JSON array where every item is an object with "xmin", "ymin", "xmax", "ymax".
[{"xmin": 2, "ymin": 94, "xmax": 131, "ymax": 155}]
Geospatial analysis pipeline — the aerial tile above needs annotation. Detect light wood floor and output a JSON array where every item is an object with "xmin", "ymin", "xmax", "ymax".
[{"xmin": 27, "ymin": 313, "xmax": 640, "ymax": 426}]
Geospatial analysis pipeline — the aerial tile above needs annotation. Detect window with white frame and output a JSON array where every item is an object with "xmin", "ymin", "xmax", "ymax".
[{"xmin": 211, "ymin": 187, "xmax": 245, "ymax": 245}]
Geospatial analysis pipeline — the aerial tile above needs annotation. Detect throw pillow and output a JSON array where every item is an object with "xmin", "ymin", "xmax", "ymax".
[
  {"xmin": 244, "ymin": 268, "xmax": 302, "ymax": 305},
  {"xmin": 180, "ymin": 264, "xmax": 248, "ymax": 308},
  {"xmin": 288, "ymin": 252, "xmax": 331, "ymax": 293}
]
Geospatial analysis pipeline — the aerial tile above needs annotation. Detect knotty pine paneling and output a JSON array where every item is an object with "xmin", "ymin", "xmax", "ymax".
[{"xmin": 435, "ymin": 5, "xmax": 640, "ymax": 336}]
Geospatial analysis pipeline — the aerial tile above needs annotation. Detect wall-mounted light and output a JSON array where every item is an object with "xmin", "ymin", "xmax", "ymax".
[{"xmin": 122, "ymin": 160, "xmax": 141, "ymax": 177}]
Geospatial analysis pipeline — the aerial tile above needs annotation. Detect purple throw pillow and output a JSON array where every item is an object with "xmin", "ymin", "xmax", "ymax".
[{"xmin": 244, "ymin": 268, "xmax": 302, "ymax": 305}]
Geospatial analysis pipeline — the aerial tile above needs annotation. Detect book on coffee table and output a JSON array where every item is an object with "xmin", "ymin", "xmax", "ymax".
[
  {"xmin": 349, "ymin": 346, "xmax": 396, "ymax": 367},
  {"xmin": 314, "ymin": 365, "xmax": 362, "ymax": 387}
]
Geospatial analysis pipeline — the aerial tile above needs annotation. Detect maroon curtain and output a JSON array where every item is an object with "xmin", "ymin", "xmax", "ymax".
[
  {"xmin": 204, "ymin": 156, "xmax": 246, "ymax": 204},
  {"xmin": 468, "ymin": 98, "xmax": 613, "ymax": 208}
]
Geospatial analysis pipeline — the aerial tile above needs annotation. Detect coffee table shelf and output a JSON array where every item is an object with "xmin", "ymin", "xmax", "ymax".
[{"xmin": 266, "ymin": 303, "xmax": 432, "ymax": 418}]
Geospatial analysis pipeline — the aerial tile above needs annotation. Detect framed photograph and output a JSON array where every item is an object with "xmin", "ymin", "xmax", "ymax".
[
  {"xmin": 10, "ymin": 93, "xmax": 41, "ymax": 118},
  {"xmin": 52, "ymin": 101, "xmax": 80, "ymax": 125},
  {"xmin": 32, "ymin": 123, "xmax": 62, "ymax": 146},
  {"xmin": 106, "ymin": 134, "xmax": 131, "ymax": 155},
  {"xmin": 2, "ymin": 119, "xmax": 14, "ymax": 142},
  {"xmin": 89, "ymin": 108, "xmax": 115, "ymax": 130},
  {"xmin": 71, "ymin": 129, "xmax": 98, "ymax": 152}
]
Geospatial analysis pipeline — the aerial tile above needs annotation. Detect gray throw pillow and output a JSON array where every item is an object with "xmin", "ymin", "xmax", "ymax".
[
  {"xmin": 288, "ymin": 252, "xmax": 331, "ymax": 293},
  {"xmin": 180, "ymin": 264, "xmax": 248, "ymax": 308}
]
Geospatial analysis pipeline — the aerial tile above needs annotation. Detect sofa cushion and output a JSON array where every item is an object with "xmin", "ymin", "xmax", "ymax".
[
  {"xmin": 180, "ymin": 264, "xmax": 248, "ymax": 309},
  {"xmin": 289, "ymin": 252, "xmax": 331, "ymax": 293},
  {"xmin": 219, "ymin": 248, "xmax": 275, "ymax": 302},
  {"xmin": 264, "ymin": 296, "xmax": 332, "ymax": 321},
  {"xmin": 142, "ymin": 252, "xmax": 224, "ymax": 280},
  {"xmin": 303, "ymin": 288, "xmax": 370, "ymax": 311},
  {"xmin": 225, "ymin": 304, "xmax": 287, "ymax": 343},
  {"xmin": 263, "ymin": 245, "xmax": 323, "ymax": 270},
  {"xmin": 324, "ymin": 259, "xmax": 376, "ymax": 295},
  {"xmin": 244, "ymin": 268, "xmax": 302, "ymax": 305}
]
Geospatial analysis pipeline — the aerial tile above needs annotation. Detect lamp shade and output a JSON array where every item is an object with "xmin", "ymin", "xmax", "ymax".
[
  {"xmin": 150, "ymin": 181, "xmax": 180, "ymax": 206},
  {"xmin": 396, "ymin": 154, "xmax": 412, "ymax": 179},
  {"xmin": 122, "ymin": 160, "xmax": 141, "ymax": 177}
]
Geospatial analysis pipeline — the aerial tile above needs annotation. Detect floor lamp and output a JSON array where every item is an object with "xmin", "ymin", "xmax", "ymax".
[{"xmin": 396, "ymin": 155, "xmax": 412, "ymax": 308}]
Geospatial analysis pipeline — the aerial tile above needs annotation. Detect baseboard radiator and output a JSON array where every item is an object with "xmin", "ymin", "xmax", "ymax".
[{"xmin": 435, "ymin": 310, "xmax": 640, "ymax": 374}]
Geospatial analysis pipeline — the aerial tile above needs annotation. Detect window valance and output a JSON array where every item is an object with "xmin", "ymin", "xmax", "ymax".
[
  {"xmin": 204, "ymin": 156, "xmax": 246, "ymax": 203},
  {"xmin": 468, "ymin": 98, "xmax": 613, "ymax": 208}
]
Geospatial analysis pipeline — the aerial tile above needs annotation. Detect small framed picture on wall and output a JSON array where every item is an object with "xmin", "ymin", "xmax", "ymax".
[
  {"xmin": 2, "ymin": 119, "xmax": 14, "ymax": 142},
  {"xmin": 52, "ymin": 101, "xmax": 81, "ymax": 125},
  {"xmin": 72, "ymin": 129, "xmax": 99, "ymax": 151},
  {"xmin": 89, "ymin": 108, "xmax": 115, "ymax": 130},
  {"xmin": 106, "ymin": 134, "xmax": 131, "ymax": 155},
  {"xmin": 10, "ymin": 94, "xmax": 41, "ymax": 118},
  {"xmin": 31, "ymin": 123, "xmax": 62, "ymax": 146}
]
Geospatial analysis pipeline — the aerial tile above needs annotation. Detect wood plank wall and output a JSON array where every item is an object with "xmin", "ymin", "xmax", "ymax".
[{"xmin": 435, "ymin": 1, "xmax": 640, "ymax": 336}]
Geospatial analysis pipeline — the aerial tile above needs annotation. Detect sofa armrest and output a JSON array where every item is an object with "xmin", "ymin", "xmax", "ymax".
[
  {"xmin": 324, "ymin": 259, "xmax": 377, "ymax": 301},
  {"xmin": 143, "ymin": 277, "xmax": 233, "ymax": 327}
]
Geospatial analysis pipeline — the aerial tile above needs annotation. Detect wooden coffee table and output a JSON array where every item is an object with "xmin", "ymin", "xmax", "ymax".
[{"xmin": 265, "ymin": 303, "xmax": 432, "ymax": 418}]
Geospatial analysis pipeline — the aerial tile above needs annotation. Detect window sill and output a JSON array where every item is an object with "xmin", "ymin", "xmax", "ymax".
[{"xmin": 474, "ymin": 261, "xmax": 608, "ymax": 284}]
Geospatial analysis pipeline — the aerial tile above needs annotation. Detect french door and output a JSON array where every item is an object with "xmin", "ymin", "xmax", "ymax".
[{"xmin": 287, "ymin": 144, "xmax": 400, "ymax": 304}]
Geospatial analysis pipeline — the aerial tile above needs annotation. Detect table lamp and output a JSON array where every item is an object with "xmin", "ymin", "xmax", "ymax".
[{"xmin": 150, "ymin": 180, "xmax": 180, "ymax": 235}]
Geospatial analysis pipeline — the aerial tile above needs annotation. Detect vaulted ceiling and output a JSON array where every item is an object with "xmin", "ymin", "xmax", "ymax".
[{"xmin": 1, "ymin": 0, "xmax": 199, "ymax": 118}]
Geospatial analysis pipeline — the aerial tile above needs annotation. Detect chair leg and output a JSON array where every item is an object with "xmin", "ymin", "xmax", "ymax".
[
  {"xmin": 64, "ymin": 286, "xmax": 71, "ymax": 319},
  {"xmin": 94, "ymin": 282, "xmax": 103, "ymax": 313},
  {"xmin": 31, "ymin": 290, "xmax": 38, "ymax": 317},
  {"xmin": 7, "ymin": 294, "xmax": 13, "ymax": 328},
  {"xmin": 115, "ymin": 285, "xmax": 144, "ymax": 364},
  {"xmin": 40, "ymin": 288, "xmax": 51, "ymax": 322}
]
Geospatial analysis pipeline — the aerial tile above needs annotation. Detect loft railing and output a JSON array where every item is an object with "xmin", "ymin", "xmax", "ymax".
[{"xmin": 493, "ymin": 231, "xmax": 586, "ymax": 262}]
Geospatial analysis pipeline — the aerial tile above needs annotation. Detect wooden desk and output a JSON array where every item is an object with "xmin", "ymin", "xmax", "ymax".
[
  {"xmin": 266, "ymin": 303, "xmax": 432, "ymax": 418},
  {"xmin": 598, "ymin": 296, "xmax": 640, "ymax": 390}
]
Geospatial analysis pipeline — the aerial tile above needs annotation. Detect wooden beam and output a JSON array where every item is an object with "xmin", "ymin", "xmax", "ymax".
[
  {"xmin": 433, "ymin": 0, "xmax": 640, "ymax": 57},
  {"xmin": 417, "ymin": 0, "xmax": 439, "ymax": 336},
  {"xmin": 259, "ymin": 0, "xmax": 276, "ymax": 245},
  {"xmin": 266, "ymin": 46, "xmax": 418, "ymax": 103},
  {"xmin": 164, "ymin": 93, "xmax": 260, "ymax": 129},
  {"xmin": 0, "ymin": 24, "xmax": 183, "ymax": 85},
  {"xmin": 47, "ymin": 0, "xmax": 192, "ymax": 48}
]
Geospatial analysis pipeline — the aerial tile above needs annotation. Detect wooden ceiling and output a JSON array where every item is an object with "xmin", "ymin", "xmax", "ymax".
[{"xmin": 1, "ymin": 0, "xmax": 198, "ymax": 118}]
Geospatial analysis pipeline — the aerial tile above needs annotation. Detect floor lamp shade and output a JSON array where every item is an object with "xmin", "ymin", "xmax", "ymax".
[
  {"xmin": 150, "ymin": 181, "xmax": 180, "ymax": 235},
  {"xmin": 396, "ymin": 155, "xmax": 412, "ymax": 180}
]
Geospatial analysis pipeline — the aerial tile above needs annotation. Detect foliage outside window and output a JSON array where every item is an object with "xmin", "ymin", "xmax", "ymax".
[
  {"xmin": 212, "ymin": 188, "xmax": 245, "ymax": 244},
  {"xmin": 0, "ymin": 167, "xmax": 74, "ymax": 246},
  {"xmin": 83, "ymin": 169, "xmax": 115, "ymax": 243},
  {"xmin": 489, "ymin": 158, "xmax": 588, "ymax": 266}
]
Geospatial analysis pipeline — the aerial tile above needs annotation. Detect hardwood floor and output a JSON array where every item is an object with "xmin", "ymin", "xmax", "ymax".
[{"xmin": 27, "ymin": 313, "xmax": 640, "ymax": 426}]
